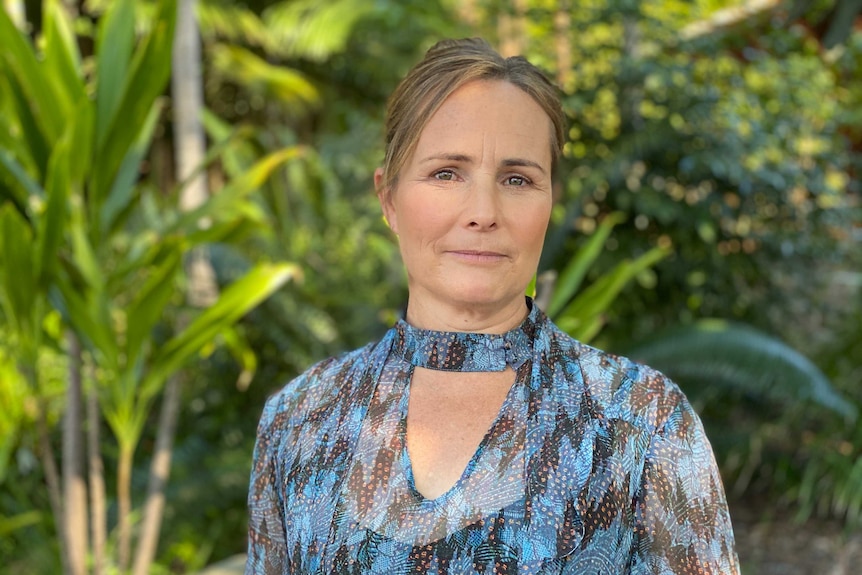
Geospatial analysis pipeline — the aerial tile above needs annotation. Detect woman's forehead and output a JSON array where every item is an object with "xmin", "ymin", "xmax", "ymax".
[{"xmin": 409, "ymin": 80, "xmax": 554, "ymax": 169}]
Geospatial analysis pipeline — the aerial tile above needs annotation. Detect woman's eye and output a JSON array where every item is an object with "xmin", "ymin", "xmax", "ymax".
[
  {"xmin": 505, "ymin": 175, "xmax": 528, "ymax": 186},
  {"xmin": 433, "ymin": 170, "xmax": 456, "ymax": 181}
]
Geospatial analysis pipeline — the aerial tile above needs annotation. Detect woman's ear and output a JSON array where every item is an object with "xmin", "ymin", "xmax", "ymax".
[{"xmin": 374, "ymin": 167, "xmax": 398, "ymax": 235}]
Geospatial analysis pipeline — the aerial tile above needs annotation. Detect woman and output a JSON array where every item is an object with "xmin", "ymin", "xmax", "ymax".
[{"xmin": 246, "ymin": 38, "xmax": 739, "ymax": 575}]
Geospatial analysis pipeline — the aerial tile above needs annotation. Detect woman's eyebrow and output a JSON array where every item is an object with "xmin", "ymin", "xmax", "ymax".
[
  {"xmin": 420, "ymin": 153, "xmax": 473, "ymax": 164},
  {"xmin": 502, "ymin": 158, "xmax": 547, "ymax": 175},
  {"xmin": 420, "ymin": 154, "xmax": 546, "ymax": 175}
]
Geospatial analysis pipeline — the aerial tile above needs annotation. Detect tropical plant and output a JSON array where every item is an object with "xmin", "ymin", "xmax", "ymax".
[
  {"xmin": 625, "ymin": 320, "xmax": 857, "ymax": 421},
  {"xmin": 4, "ymin": 1, "xmax": 860, "ymax": 571},
  {"xmin": 537, "ymin": 212, "xmax": 671, "ymax": 343},
  {"xmin": 188, "ymin": 0, "xmax": 470, "ymax": 373},
  {"xmin": 619, "ymin": 304, "xmax": 861, "ymax": 528},
  {"xmin": 0, "ymin": 1, "xmax": 297, "ymax": 573},
  {"xmin": 535, "ymin": 209, "xmax": 858, "ymax": 490}
]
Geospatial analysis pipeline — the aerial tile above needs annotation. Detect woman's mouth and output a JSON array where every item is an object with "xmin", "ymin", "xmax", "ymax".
[{"xmin": 447, "ymin": 250, "xmax": 508, "ymax": 263}]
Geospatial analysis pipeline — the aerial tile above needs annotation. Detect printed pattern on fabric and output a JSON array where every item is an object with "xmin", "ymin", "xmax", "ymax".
[{"xmin": 245, "ymin": 302, "xmax": 740, "ymax": 574}]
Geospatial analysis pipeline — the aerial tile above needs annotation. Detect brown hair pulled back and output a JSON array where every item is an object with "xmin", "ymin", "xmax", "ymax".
[{"xmin": 380, "ymin": 38, "xmax": 566, "ymax": 197}]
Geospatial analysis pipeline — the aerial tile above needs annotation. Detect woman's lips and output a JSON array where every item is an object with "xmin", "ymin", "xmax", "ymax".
[{"xmin": 447, "ymin": 250, "xmax": 508, "ymax": 263}]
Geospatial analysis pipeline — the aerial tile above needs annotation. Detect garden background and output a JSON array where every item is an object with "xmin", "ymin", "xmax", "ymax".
[{"xmin": 1, "ymin": 0, "xmax": 860, "ymax": 573}]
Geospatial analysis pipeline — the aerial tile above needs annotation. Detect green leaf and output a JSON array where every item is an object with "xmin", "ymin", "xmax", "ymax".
[
  {"xmin": 0, "ymin": 102, "xmax": 34, "ymax": 180},
  {"xmin": 547, "ymin": 212, "xmax": 626, "ymax": 317},
  {"xmin": 67, "ymin": 96, "xmax": 95, "ymax": 193},
  {"xmin": 2, "ymin": 65, "xmax": 51, "ymax": 179},
  {"xmin": 0, "ymin": 511, "xmax": 41, "ymax": 538},
  {"xmin": 577, "ymin": 316, "xmax": 606, "ymax": 345},
  {"xmin": 185, "ymin": 213, "xmax": 264, "ymax": 248},
  {"xmin": 197, "ymin": 2, "xmax": 272, "ymax": 49},
  {"xmin": 104, "ymin": 230, "xmax": 171, "ymax": 292},
  {"xmin": 91, "ymin": 0, "xmax": 177, "ymax": 213},
  {"xmin": 35, "ymin": 132, "xmax": 71, "ymax": 286},
  {"xmin": 201, "ymin": 110, "xmax": 259, "ymax": 178},
  {"xmin": 0, "ymin": 6, "xmax": 64, "ymax": 147},
  {"xmin": 94, "ymin": 0, "xmax": 136, "ymax": 153},
  {"xmin": 69, "ymin": 199, "xmax": 103, "ymax": 291},
  {"xmin": 0, "ymin": 207, "xmax": 36, "ymax": 320},
  {"xmin": 124, "ymin": 248, "xmax": 183, "ymax": 370},
  {"xmin": 0, "ymin": 148, "xmax": 44, "ymax": 216},
  {"xmin": 43, "ymin": 0, "xmax": 85, "ymax": 119},
  {"xmin": 0, "ymin": 353, "xmax": 29, "ymax": 483},
  {"xmin": 101, "ymin": 374, "xmax": 148, "ymax": 450},
  {"xmin": 169, "ymin": 146, "xmax": 304, "ymax": 236},
  {"xmin": 263, "ymin": 0, "xmax": 374, "ymax": 61},
  {"xmin": 557, "ymin": 246, "xmax": 670, "ymax": 342},
  {"xmin": 626, "ymin": 320, "xmax": 858, "ymax": 421},
  {"xmin": 51, "ymin": 277, "xmax": 118, "ymax": 371},
  {"xmin": 526, "ymin": 273, "xmax": 537, "ymax": 299},
  {"xmin": 99, "ymin": 100, "xmax": 162, "ymax": 236},
  {"xmin": 210, "ymin": 44, "xmax": 319, "ymax": 109},
  {"xmin": 140, "ymin": 263, "xmax": 300, "ymax": 400},
  {"xmin": 220, "ymin": 325, "xmax": 258, "ymax": 391}
]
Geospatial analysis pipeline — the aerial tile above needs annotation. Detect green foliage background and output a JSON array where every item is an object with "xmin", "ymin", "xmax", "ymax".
[{"xmin": 1, "ymin": 0, "xmax": 860, "ymax": 573}]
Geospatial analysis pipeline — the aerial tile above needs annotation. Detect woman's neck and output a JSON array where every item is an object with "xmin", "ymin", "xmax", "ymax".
[{"xmin": 404, "ymin": 295, "xmax": 530, "ymax": 334}]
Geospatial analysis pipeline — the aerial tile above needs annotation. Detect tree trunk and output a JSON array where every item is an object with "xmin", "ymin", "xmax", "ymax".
[
  {"xmin": 37, "ymin": 406, "xmax": 69, "ymax": 574},
  {"xmin": 132, "ymin": 0, "xmax": 216, "ymax": 572},
  {"xmin": 116, "ymin": 443, "xmax": 134, "ymax": 571},
  {"xmin": 173, "ymin": 0, "xmax": 210, "ymax": 217},
  {"xmin": 87, "ymin": 372, "xmax": 106, "ymax": 575},
  {"xmin": 174, "ymin": 0, "xmax": 217, "ymax": 308},
  {"xmin": 131, "ymin": 376, "xmax": 182, "ymax": 575},
  {"xmin": 62, "ymin": 332, "xmax": 88, "ymax": 575}
]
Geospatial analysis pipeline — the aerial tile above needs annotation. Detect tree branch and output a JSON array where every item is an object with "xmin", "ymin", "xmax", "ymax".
[
  {"xmin": 87, "ymin": 364, "xmax": 106, "ymax": 575},
  {"xmin": 62, "ymin": 332, "xmax": 88, "ymax": 575},
  {"xmin": 132, "ymin": 375, "xmax": 182, "ymax": 575},
  {"xmin": 37, "ymin": 404, "xmax": 68, "ymax": 574}
]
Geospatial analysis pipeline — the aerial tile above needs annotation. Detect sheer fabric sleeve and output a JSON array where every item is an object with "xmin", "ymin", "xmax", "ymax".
[
  {"xmin": 245, "ymin": 395, "xmax": 288, "ymax": 575},
  {"xmin": 630, "ymin": 397, "xmax": 740, "ymax": 575}
]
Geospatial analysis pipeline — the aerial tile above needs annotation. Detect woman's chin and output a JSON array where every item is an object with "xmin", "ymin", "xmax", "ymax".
[
  {"xmin": 441, "ymin": 287, "xmax": 522, "ymax": 310},
  {"xmin": 409, "ymin": 276, "xmax": 529, "ymax": 313}
]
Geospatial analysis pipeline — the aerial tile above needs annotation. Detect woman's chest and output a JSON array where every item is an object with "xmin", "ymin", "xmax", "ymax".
[{"xmin": 274, "ymin": 386, "xmax": 649, "ymax": 574}]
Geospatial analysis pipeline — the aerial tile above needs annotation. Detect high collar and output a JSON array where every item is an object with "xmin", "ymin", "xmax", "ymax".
[{"xmin": 392, "ymin": 299, "xmax": 543, "ymax": 372}]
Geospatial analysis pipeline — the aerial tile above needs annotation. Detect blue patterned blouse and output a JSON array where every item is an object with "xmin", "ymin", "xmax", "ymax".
[{"xmin": 246, "ymin": 301, "xmax": 739, "ymax": 574}]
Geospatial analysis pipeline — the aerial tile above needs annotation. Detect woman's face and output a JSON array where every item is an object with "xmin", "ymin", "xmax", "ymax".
[{"xmin": 377, "ymin": 79, "xmax": 554, "ymax": 322}]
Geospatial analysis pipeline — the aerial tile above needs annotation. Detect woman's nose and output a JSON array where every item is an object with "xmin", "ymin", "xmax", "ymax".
[{"xmin": 465, "ymin": 178, "xmax": 499, "ymax": 230}]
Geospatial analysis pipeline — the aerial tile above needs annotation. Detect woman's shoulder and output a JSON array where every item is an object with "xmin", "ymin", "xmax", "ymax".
[
  {"xmin": 543, "ymin": 321, "xmax": 690, "ymax": 432},
  {"xmin": 256, "ymin": 335, "xmax": 390, "ymax": 434}
]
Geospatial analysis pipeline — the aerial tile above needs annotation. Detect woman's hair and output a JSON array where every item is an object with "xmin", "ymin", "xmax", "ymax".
[{"xmin": 380, "ymin": 38, "xmax": 566, "ymax": 196}]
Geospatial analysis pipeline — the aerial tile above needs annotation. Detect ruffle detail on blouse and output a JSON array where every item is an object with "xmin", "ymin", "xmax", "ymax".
[{"xmin": 393, "ymin": 298, "xmax": 541, "ymax": 372}]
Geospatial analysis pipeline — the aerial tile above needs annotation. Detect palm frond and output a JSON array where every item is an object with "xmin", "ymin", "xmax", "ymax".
[
  {"xmin": 626, "ymin": 319, "xmax": 857, "ymax": 421},
  {"xmin": 263, "ymin": 0, "xmax": 375, "ymax": 61},
  {"xmin": 210, "ymin": 44, "xmax": 319, "ymax": 111},
  {"xmin": 197, "ymin": 1, "xmax": 273, "ymax": 50}
]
